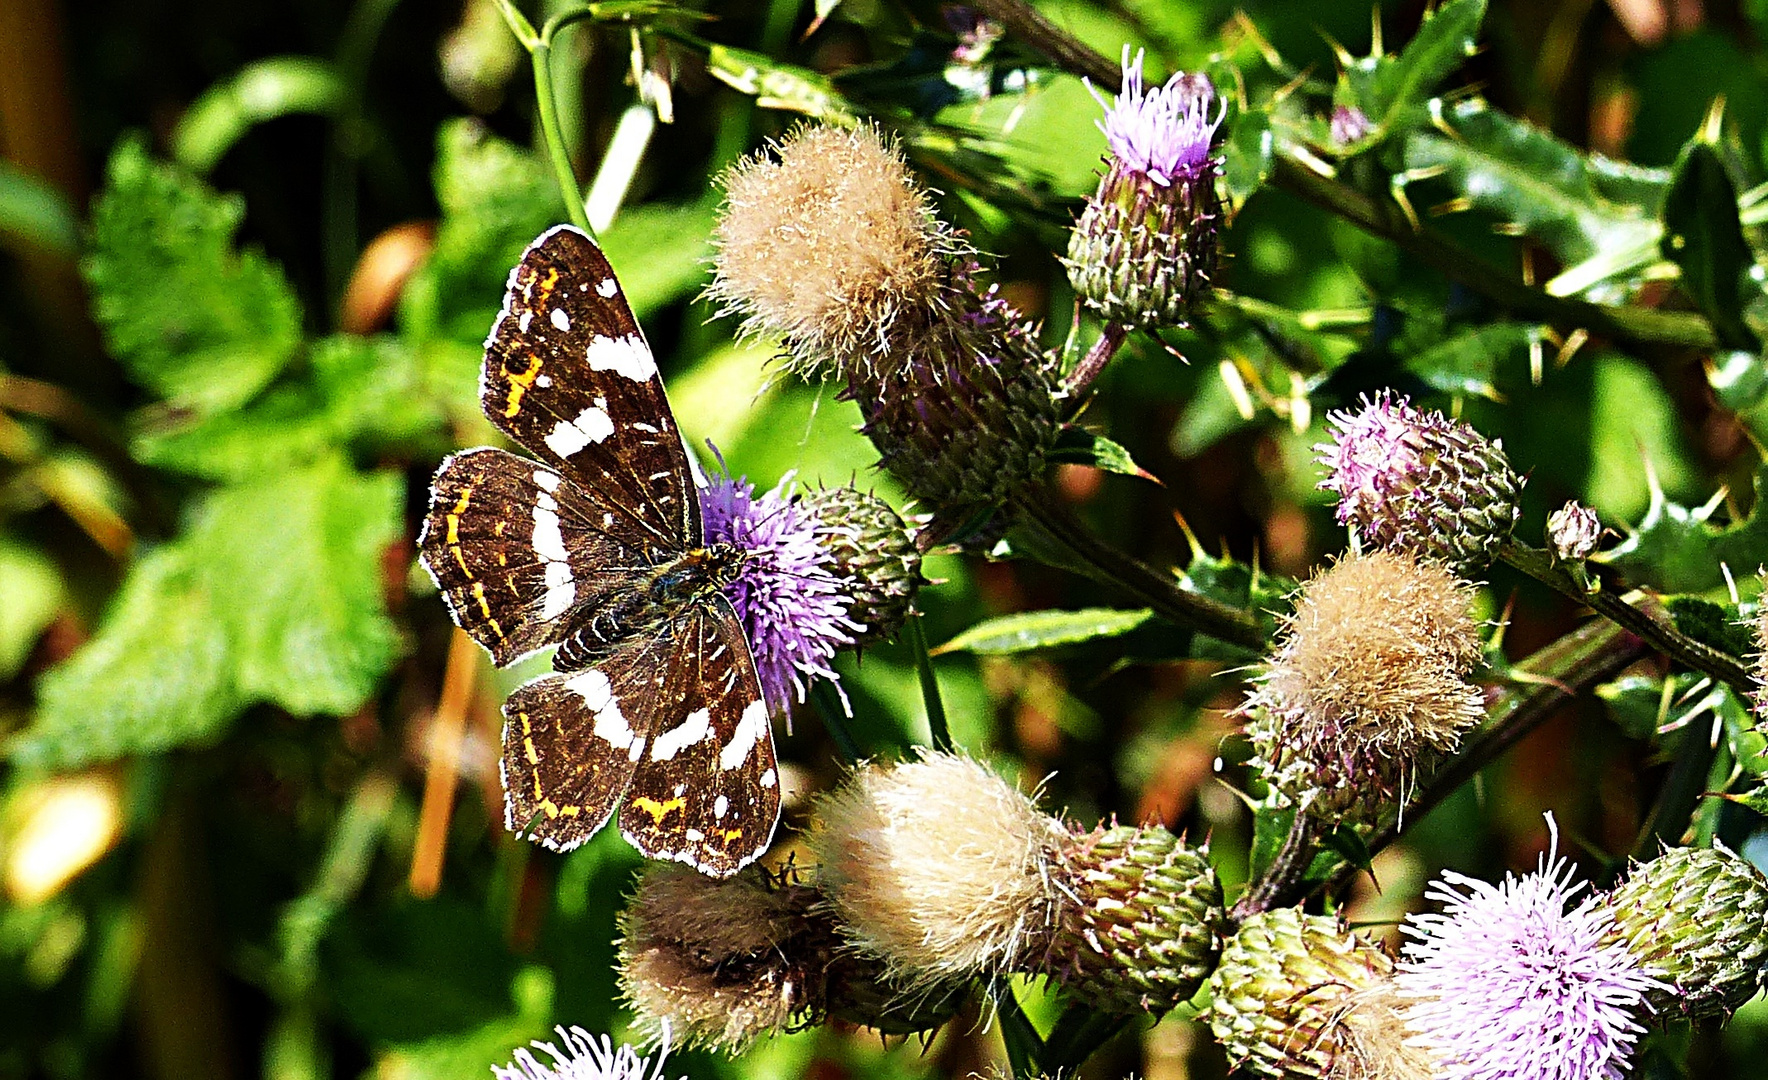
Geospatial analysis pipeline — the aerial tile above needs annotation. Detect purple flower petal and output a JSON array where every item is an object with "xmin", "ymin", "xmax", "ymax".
[{"xmin": 1089, "ymin": 47, "xmax": 1223, "ymax": 187}]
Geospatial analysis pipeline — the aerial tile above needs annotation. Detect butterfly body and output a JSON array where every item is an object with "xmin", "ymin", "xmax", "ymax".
[{"xmin": 417, "ymin": 225, "xmax": 779, "ymax": 877}]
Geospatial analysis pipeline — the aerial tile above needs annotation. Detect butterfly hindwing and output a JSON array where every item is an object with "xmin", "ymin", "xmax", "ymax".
[
  {"xmin": 480, "ymin": 224, "xmax": 697, "ymax": 555},
  {"xmin": 418, "ymin": 447, "xmax": 652, "ymax": 667},
  {"xmin": 618, "ymin": 600, "xmax": 780, "ymax": 876}
]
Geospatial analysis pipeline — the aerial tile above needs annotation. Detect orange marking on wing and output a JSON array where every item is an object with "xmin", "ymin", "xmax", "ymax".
[
  {"xmin": 446, "ymin": 487, "xmax": 472, "ymax": 576},
  {"xmin": 628, "ymin": 795, "xmax": 685, "ymax": 826},
  {"xmin": 524, "ymin": 737, "xmax": 539, "ymax": 765},
  {"xmin": 503, "ymin": 353, "xmax": 545, "ymax": 417},
  {"xmin": 470, "ymin": 582, "xmax": 504, "ymax": 638}
]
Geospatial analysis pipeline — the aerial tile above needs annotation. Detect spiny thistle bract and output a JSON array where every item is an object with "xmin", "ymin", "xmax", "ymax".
[
  {"xmin": 1066, "ymin": 47, "xmax": 1225, "ymax": 331},
  {"xmin": 1205, "ymin": 908, "xmax": 1396, "ymax": 1080},
  {"xmin": 798, "ymin": 484, "xmax": 924, "ymax": 647},
  {"xmin": 1243, "ymin": 550, "xmax": 1486, "ymax": 822},
  {"xmin": 805, "ymin": 752, "xmax": 1224, "ymax": 1011},
  {"xmin": 1315, "ymin": 393, "xmax": 1524, "ymax": 575},
  {"xmin": 708, "ymin": 123, "xmax": 1065, "ymax": 527},
  {"xmin": 1599, "ymin": 844, "xmax": 1768, "ymax": 1021}
]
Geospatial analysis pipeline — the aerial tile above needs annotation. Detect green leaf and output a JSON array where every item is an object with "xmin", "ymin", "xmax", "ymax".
[
  {"xmin": 1402, "ymin": 99, "xmax": 1668, "ymax": 301},
  {"xmin": 937, "ymin": 608, "xmax": 1156, "ymax": 656},
  {"xmin": 1362, "ymin": 0, "xmax": 1485, "ymax": 126},
  {"xmin": 1221, "ymin": 109, "xmax": 1274, "ymax": 203},
  {"xmin": 172, "ymin": 57, "xmax": 348, "ymax": 175},
  {"xmin": 18, "ymin": 546, "xmax": 240, "ymax": 770},
  {"xmin": 187, "ymin": 457, "xmax": 403, "ymax": 715},
  {"xmin": 1662, "ymin": 140, "xmax": 1763, "ymax": 350},
  {"xmin": 705, "ymin": 44, "xmax": 854, "ymax": 122},
  {"xmin": 1597, "ymin": 674, "xmax": 1668, "ymax": 741},
  {"xmin": 1248, "ymin": 801, "xmax": 1295, "ymax": 882},
  {"xmin": 1047, "ymin": 426, "xmax": 1159, "ymax": 482},
  {"xmin": 1599, "ymin": 463, "xmax": 1768, "ymax": 593},
  {"xmin": 85, "ymin": 140, "xmax": 303, "ymax": 412},
  {"xmin": 1665, "ymin": 596, "xmax": 1755, "ymax": 659},
  {"xmin": 0, "ymin": 538, "xmax": 62, "ymax": 680},
  {"xmin": 1404, "ymin": 321, "xmax": 1541, "ymax": 398},
  {"xmin": 1321, "ymin": 823, "xmax": 1373, "ymax": 877},
  {"xmin": 134, "ymin": 335, "xmax": 443, "ymax": 480}
]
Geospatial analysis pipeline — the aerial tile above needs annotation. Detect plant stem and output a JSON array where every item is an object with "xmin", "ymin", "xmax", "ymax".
[
  {"xmin": 530, "ymin": 38, "xmax": 593, "ymax": 236},
  {"xmin": 1064, "ymin": 322, "xmax": 1129, "ymax": 399},
  {"xmin": 1230, "ymin": 811, "xmax": 1317, "ymax": 921},
  {"xmin": 1019, "ymin": 498, "xmax": 1265, "ymax": 652},
  {"xmin": 905, "ymin": 612, "xmax": 953, "ymax": 752},
  {"xmin": 1501, "ymin": 542, "xmax": 1754, "ymax": 697}
]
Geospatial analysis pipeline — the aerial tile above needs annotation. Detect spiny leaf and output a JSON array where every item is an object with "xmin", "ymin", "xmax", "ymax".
[
  {"xmin": 85, "ymin": 140, "xmax": 303, "ymax": 412},
  {"xmin": 1662, "ymin": 140, "xmax": 1762, "ymax": 350},
  {"xmin": 1599, "ymin": 464, "xmax": 1768, "ymax": 593},
  {"xmin": 1361, "ymin": 0, "xmax": 1486, "ymax": 127},
  {"xmin": 1404, "ymin": 321, "xmax": 1541, "ymax": 398},
  {"xmin": 1048, "ymin": 426, "xmax": 1160, "ymax": 483},
  {"xmin": 937, "ymin": 608, "xmax": 1155, "ymax": 655},
  {"xmin": 1402, "ymin": 98, "xmax": 1668, "ymax": 301}
]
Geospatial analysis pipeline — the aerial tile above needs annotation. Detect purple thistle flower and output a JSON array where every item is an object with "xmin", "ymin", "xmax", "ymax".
[
  {"xmin": 700, "ymin": 470, "xmax": 858, "ymax": 713},
  {"xmin": 1395, "ymin": 820, "xmax": 1665, "ymax": 1080},
  {"xmin": 1088, "ymin": 46, "xmax": 1223, "ymax": 187},
  {"xmin": 493, "ymin": 1026, "xmax": 679, "ymax": 1080}
]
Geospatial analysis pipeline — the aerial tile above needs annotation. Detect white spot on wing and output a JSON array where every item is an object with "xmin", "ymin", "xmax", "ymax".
[
  {"xmin": 565, "ymin": 669, "xmax": 634, "ymax": 752},
  {"xmin": 719, "ymin": 701, "xmax": 768, "ymax": 771},
  {"xmin": 585, "ymin": 333, "xmax": 657, "ymax": 381},
  {"xmin": 597, "ymin": 277, "xmax": 618, "ymax": 297},
  {"xmin": 713, "ymin": 795, "xmax": 729, "ymax": 819},
  {"xmin": 760, "ymin": 768, "xmax": 776, "ymax": 789},
  {"xmin": 550, "ymin": 308, "xmax": 571, "ymax": 332},
  {"xmin": 536, "ymin": 374, "xmax": 552, "ymax": 388},
  {"xmin": 684, "ymin": 828, "xmax": 705, "ymax": 842},
  {"xmin": 651, "ymin": 708, "xmax": 712, "ymax": 761},
  {"xmin": 532, "ymin": 490, "xmax": 574, "ymax": 619},
  {"xmin": 519, "ymin": 311, "xmax": 533, "ymax": 333},
  {"xmin": 532, "ymin": 470, "xmax": 561, "ymax": 493},
  {"xmin": 543, "ymin": 406, "xmax": 615, "ymax": 457}
]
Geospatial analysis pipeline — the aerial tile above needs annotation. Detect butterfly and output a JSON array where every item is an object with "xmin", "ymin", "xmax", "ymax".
[{"xmin": 416, "ymin": 224, "xmax": 779, "ymax": 877}]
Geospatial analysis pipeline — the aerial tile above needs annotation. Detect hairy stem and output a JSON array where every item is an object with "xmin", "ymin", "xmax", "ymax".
[
  {"xmin": 1064, "ymin": 322, "xmax": 1130, "ymax": 399},
  {"xmin": 1231, "ymin": 812, "xmax": 1318, "ymax": 922}
]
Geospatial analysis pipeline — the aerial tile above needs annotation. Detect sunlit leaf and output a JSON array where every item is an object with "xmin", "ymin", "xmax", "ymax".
[{"xmin": 937, "ymin": 608, "xmax": 1155, "ymax": 655}]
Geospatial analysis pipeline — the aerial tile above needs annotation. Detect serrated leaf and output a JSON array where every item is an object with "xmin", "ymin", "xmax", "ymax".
[
  {"xmin": 188, "ymin": 457, "xmax": 403, "ymax": 715},
  {"xmin": 1048, "ymin": 426, "xmax": 1159, "ymax": 482},
  {"xmin": 1599, "ymin": 463, "xmax": 1768, "ymax": 593},
  {"xmin": 1362, "ymin": 0, "xmax": 1485, "ymax": 127},
  {"xmin": 1402, "ymin": 99, "xmax": 1668, "ymax": 301},
  {"xmin": 937, "ymin": 608, "xmax": 1155, "ymax": 655},
  {"xmin": 17, "ymin": 546, "xmax": 240, "ymax": 770},
  {"xmin": 1222, "ymin": 109, "xmax": 1274, "ymax": 202},
  {"xmin": 0, "ymin": 538, "xmax": 62, "ymax": 680},
  {"xmin": 85, "ymin": 140, "xmax": 303, "ymax": 412},
  {"xmin": 134, "ymin": 335, "xmax": 442, "ymax": 480},
  {"xmin": 1662, "ymin": 140, "xmax": 1763, "ymax": 350}
]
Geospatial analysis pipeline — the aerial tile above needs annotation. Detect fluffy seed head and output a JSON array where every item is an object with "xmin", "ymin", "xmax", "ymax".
[
  {"xmin": 701, "ymin": 471, "xmax": 859, "ymax": 712},
  {"xmin": 807, "ymin": 751, "xmax": 1065, "ymax": 987},
  {"xmin": 1316, "ymin": 393, "xmax": 1524, "ymax": 574},
  {"xmin": 709, "ymin": 124, "xmax": 958, "ymax": 380},
  {"xmin": 1244, "ymin": 551, "xmax": 1485, "ymax": 821},
  {"xmin": 1395, "ymin": 823, "xmax": 1664, "ymax": 1080}
]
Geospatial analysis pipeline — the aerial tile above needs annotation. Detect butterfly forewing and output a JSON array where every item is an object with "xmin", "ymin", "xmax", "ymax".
[
  {"xmin": 419, "ymin": 447, "xmax": 652, "ymax": 666},
  {"xmin": 618, "ymin": 600, "xmax": 779, "ymax": 876},
  {"xmin": 480, "ymin": 225, "xmax": 697, "ymax": 555},
  {"xmin": 418, "ymin": 224, "xmax": 782, "ymax": 877}
]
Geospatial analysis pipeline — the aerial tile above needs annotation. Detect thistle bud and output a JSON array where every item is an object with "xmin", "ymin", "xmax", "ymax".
[
  {"xmin": 1243, "ymin": 551, "xmax": 1485, "ymax": 823},
  {"xmin": 1065, "ymin": 48, "xmax": 1223, "ymax": 331},
  {"xmin": 799, "ymin": 485, "xmax": 924, "ymax": 647},
  {"xmin": 616, "ymin": 864, "xmax": 958, "ymax": 1051},
  {"xmin": 1599, "ymin": 844, "xmax": 1768, "ymax": 1020},
  {"xmin": 1205, "ymin": 908, "xmax": 1394, "ymax": 1080},
  {"xmin": 1044, "ymin": 824, "xmax": 1225, "ymax": 1013},
  {"xmin": 1547, "ymin": 500, "xmax": 1601, "ymax": 561},
  {"xmin": 1315, "ymin": 393, "xmax": 1524, "ymax": 575},
  {"xmin": 710, "ymin": 124, "xmax": 1064, "ymax": 526}
]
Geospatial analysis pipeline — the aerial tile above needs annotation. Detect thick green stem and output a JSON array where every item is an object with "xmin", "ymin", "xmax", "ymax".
[
  {"xmin": 904, "ymin": 612, "xmax": 952, "ymax": 752},
  {"xmin": 530, "ymin": 39, "xmax": 592, "ymax": 236},
  {"xmin": 1501, "ymin": 542, "xmax": 1754, "ymax": 697}
]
